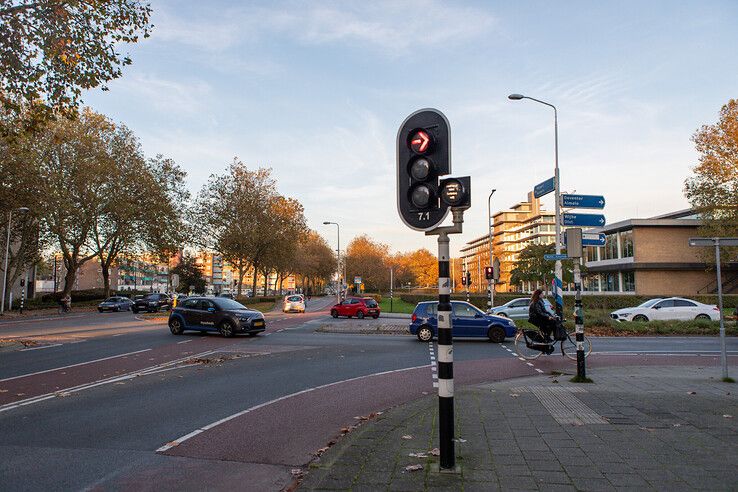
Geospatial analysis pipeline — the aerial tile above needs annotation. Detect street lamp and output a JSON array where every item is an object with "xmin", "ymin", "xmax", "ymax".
[
  {"xmin": 323, "ymin": 221, "xmax": 342, "ymax": 304},
  {"xmin": 487, "ymin": 189, "xmax": 497, "ymax": 309},
  {"xmin": 508, "ymin": 93, "xmax": 563, "ymax": 319},
  {"xmin": 2, "ymin": 207, "xmax": 30, "ymax": 314}
]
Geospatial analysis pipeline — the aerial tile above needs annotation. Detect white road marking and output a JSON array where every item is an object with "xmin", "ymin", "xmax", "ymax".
[
  {"xmin": 0, "ymin": 314, "xmax": 87, "ymax": 325},
  {"xmin": 526, "ymin": 362, "xmax": 534, "ymax": 367},
  {"xmin": 111, "ymin": 333, "xmax": 125, "ymax": 337},
  {"xmin": 20, "ymin": 343, "xmax": 63, "ymax": 352},
  {"xmin": 535, "ymin": 368, "xmax": 544, "ymax": 373},
  {"xmin": 0, "ymin": 350, "xmax": 215, "ymax": 413},
  {"xmin": 0, "ymin": 348, "xmax": 153, "ymax": 382},
  {"xmin": 68, "ymin": 340, "xmax": 87, "ymax": 344},
  {"xmin": 518, "ymin": 357, "xmax": 526, "ymax": 361},
  {"xmin": 176, "ymin": 340, "xmax": 192, "ymax": 344},
  {"xmin": 156, "ymin": 363, "xmax": 431, "ymax": 452}
]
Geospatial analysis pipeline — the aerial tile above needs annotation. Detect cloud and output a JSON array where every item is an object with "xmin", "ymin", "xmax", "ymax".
[{"xmin": 110, "ymin": 74, "xmax": 213, "ymax": 115}]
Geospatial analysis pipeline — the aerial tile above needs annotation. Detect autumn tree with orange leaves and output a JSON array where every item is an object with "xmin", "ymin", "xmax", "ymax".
[{"xmin": 684, "ymin": 99, "xmax": 738, "ymax": 260}]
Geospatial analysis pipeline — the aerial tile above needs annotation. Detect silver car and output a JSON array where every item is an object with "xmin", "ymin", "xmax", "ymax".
[{"xmin": 489, "ymin": 297, "xmax": 554, "ymax": 319}]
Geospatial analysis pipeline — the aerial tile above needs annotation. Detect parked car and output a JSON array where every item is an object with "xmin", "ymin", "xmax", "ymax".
[
  {"xmin": 283, "ymin": 294, "xmax": 305, "ymax": 313},
  {"xmin": 132, "ymin": 293, "xmax": 171, "ymax": 313},
  {"xmin": 168, "ymin": 297, "xmax": 265, "ymax": 337},
  {"xmin": 409, "ymin": 301, "xmax": 517, "ymax": 343},
  {"xmin": 330, "ymin": 297, "xmax": 380, "ymax": 319},
  {"xmin": 489, "ymin": 297, "xmax": 554, "ymax": 319},
  {"xmin": 217, "ymin": 292, "xmax": 235, "ymax": 299},
  {"xmin": 610, "ymin": 297, "xmax": 719, "ymax": 322},
  {"xmin": 97, "ymin": 296, "xmax": 134, "ymax": 312}
]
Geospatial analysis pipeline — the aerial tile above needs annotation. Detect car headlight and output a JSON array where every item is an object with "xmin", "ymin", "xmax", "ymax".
[
  {"xmin": 619, "ymin": 313, "xmax": 630, "ymax": 317},
  {"xmin": 148, "ymin": 301, "xmax": 157, "ymax": 305},
  {"xmin": 239, "ymin": 316, "xmax": 251, "ymax": 321}
]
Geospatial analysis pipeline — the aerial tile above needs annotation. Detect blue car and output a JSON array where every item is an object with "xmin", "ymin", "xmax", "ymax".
[{"xmin": 409, "ymin": 301, "xmax": 517, "ymax": 343}]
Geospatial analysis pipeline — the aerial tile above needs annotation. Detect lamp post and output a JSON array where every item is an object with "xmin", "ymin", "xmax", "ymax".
[
  {"xmin": 487, "ymin": 189, "xmax": 497, "ymax": 310},
  {"xmin": 323, "ymin": 221, "xmax": 341, "ymax": 304},
  {"xmin": 508, "ymin": 93, "xmax": 563, "ymax": 319},
  {"xmin": 2, "ymin": 207, "xmax": 30, "ymax": 314}
]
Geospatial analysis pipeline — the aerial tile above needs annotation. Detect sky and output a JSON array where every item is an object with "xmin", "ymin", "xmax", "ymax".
[{"xmin": 83, "ymin": 0, "xmax": 738, "ymax": 257}]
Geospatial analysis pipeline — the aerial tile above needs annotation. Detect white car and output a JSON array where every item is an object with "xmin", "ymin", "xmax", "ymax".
[
  {"xmin": 283, "ymin": 294, "xmax": 305, "ymax": 313},
  {"xmin": 610, "ymin": 297, "xmax": 719, "ymax": 322}
]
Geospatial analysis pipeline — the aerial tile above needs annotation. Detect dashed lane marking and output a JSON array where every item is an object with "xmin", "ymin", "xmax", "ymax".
[
  {"xmin": 176, "ymin": 340, "xmax": 192, "ymax": 344},
  {"xmin": 535, "ymin": 368, "xmax": 544, "ymax": 373}
]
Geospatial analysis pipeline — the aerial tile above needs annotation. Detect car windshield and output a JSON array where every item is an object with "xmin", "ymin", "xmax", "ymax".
[
  {"xmin": 364, "ymin": 299, "xmax": 378, "ymax": 308},
  {"xmin": 638, "ymin": 299, "xmax": 662, "ymax": 308},
  {"xmin": 287, "ymin": 296, "xmax": 302, "ymax": 302},
  {"xmin": 213, "ymin": 298, "xmax": 249, "ymax": 310}
]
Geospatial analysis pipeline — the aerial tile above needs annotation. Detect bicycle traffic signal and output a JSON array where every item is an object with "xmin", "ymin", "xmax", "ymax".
[
  {"xmin": 484, "ymin": 266, "xmax": 494, "ymax": 280},
  {"xmin": 397, "ymin": 109, "xmax": 452, "ymax": 231}
]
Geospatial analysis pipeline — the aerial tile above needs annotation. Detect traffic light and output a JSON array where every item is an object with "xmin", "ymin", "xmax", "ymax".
[
  {"xmin": 484, "ymin": 266, "xmax": 494, "ymax": 280},
  {"xmin": 397, "ymin": 109, "xmax": 452, "ymax": 231},
  {"xmin": 461, "ymin": 275, "xmax": 466, "ymax": 286},
  {"xmin": 465, "ymin": 271, "xmax": 472, "ymax": 287}
]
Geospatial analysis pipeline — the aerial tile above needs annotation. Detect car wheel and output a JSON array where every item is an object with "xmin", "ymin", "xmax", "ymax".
[
  {"xmin": 115, "ymin": 306, "xmax": 121, "ymax": 312},
  {"xmin": 98, "ymin": 308, "xmax": 103, "ymax": 313},
  {"xmin": 219, "ymin": 320, "xmax": 235, "ymax": 338},
  {"xmin": 633, "ymin": 314, "xmax": 649, "ymax": 322},
  {"xmin": 373, "ymin": 315, "xmax": 379, "ymax": 319},
  {"xmin": 169, "ymin": 318, "xmax": 184, "ymax": 335},
  {"xmin": 695, "ymin": 314, "xmax": 711, "ymax": 321},
  {"xmin": 417, "ymin": 326, "xmax": 434, "ymax": 342},
  {"xmin": 331, "ymin": 309, "xmax": 338, "ymax": 318},
  {"xmin": 132, "ymin": 307, "xmax": 139, "ymax": 314},
  {"xmin": 487, "ymin": 326, "xmax": 506, "ymax": 343},
  {"xmin": 357, "ymin": 311, "xmax": 365, "ymax": 319}
]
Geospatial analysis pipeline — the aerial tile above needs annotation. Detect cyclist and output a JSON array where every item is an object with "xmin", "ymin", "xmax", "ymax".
[
  {"xmin": 528, "ymin": 289, "xmax": 556, "ymax": 342},
  {"xmin": 58, "ymin": 294, "xmax": 71, "ymax": 313}
]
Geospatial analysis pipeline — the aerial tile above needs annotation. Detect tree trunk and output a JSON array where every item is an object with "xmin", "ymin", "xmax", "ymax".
[
  {"xmin": 251, "ymin": 263, "xmax": 259, "ymax": 297},
  {"xmin": 61, "ymin": 261, "xmax": 77, "ymax": 298},
  {"xmin": 101, "ymin": 264, "xmax": 110, "ymax": 298}
]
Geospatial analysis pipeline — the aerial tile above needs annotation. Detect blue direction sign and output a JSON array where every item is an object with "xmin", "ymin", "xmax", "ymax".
[
  {"xmin": 562, "ymin": 194, "xmax": 605, "ymax": 209},
  {"xmin": 564, "ymin": 232, "xmax": 606, "ymax": 247},
  {"xmin": 563, "ymin": 213, "xmax": 605, "ymax": 227},
  {"xmin": 534, "ymin": 177, "xmax": 555, "ymax": 198},
  {"xmin": 544, "ymin": 253, "xmax": 569, "ymax": 261}
]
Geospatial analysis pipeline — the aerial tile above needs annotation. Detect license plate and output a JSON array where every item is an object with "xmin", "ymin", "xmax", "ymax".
[
  {"xmin": 253, "ymin": 321, "xmax": 264, "ymax": 326},
  {"xmin": 368, "ymin": 310, "xmax": 377, "ymax": 313}
]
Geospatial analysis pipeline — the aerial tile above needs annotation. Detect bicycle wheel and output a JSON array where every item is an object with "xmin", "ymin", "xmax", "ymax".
[
  {"xmin": 514, "ymin": 331, "xmax": 542, "ymax": 360},
  {"xmin": 561, "ymin": 332, "xmax": 592, "ymax": 360}
]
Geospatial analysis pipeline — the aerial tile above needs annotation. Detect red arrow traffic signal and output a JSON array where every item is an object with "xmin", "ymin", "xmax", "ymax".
[{"xmin": 410, "ymin": 130, "xmax": 431, "ymax": 154}]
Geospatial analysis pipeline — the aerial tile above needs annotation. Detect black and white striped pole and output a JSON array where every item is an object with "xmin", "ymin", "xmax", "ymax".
[{"xmin": 566, "ymin": 228, "xmax": 588, "ymax": 381}]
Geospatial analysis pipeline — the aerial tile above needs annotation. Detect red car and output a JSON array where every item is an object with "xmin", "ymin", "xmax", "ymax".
[{"xmin": 330, "ymin": 297, "xmax": 381, "ymax": 319}]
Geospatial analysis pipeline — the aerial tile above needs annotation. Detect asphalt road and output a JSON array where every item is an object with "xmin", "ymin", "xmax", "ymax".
[{"xmin": 0, "ymin": 299, "xmax": 736, "ymax": 491}]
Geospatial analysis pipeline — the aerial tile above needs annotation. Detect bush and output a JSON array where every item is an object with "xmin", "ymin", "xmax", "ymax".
[{"xmin": 362, "ymin": 293, "xmax": 382, "ymax": 303}]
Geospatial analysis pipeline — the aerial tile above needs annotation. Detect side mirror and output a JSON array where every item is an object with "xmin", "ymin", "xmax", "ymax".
[
  {"xmin": 475, "ymin": 313, "xmax": 484, "ymax": 318},
  {"xmin": 653, "ymin": 306, "xmax": 661, "ymax": 310}
]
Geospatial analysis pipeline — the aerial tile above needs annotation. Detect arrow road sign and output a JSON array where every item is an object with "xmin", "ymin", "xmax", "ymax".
[
  {"xmin": 562, "ymin": 194, "xmax": 605, "ymax": 209},
  {"xmin": 689, "ymin": 237, "xmax": 738, "ymax": 247},
  {"xmin": 563, "ymin": 232, "xmax": 606, "ymax": 247},
  {"xmin": 534, "ymin": 177, "xmax": 555, "ymax": 198},
  {"xmin": 563, "ymin": 213, "xmax": 605, "ymax": 227},
  {"xmin": 544, "ymin": 254, "xmax": 569, "ymax": 261}
]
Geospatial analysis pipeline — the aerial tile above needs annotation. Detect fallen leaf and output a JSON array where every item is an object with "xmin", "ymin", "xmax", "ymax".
[
  {"xmin": 429, "ymin": 448, "xmax": 440, "ymax": 456},
  {"xmin": 672, "ymin": 423, "xmax": 681, "ymax": 427},
  {"xmin": 724, "ymin": 414, "xmax": 733, "ymax": 419},
  {"xmin": 687, "ymin": 391, "xmax": 696, "ymax": 395},
  {"xmin": 401, "ymin": 435, "xmax": 413, "ymax": 440},
  {"xmin": 290, "ymin": 468, "xmax": 302, "ymax": 476},
  {"xmin": 56, "ymin": 392, "xmax": 71, "ymax": 397},
  {"xmin": 510, "ymin": 393, "xmax": 519, "ymax": 398},
  {"xmin": 409, "ymin": 452, "xmax": 428, "ymax": 458},
  {"xmin": 0, "ymin": 389, "xmax": 8, "ymax": 393},
  {"xmin": 454, "ymin": 438, "xmax": 467, "ymax": 443},
  {"xmin": 16, "ymin": 393, "xmax": 25, "ymax": 396},
  {"xmin": 404, "ymin": 464, "xmax": 423, "ymax": 472},
  {"xmin": 421, "ymin": 391, "xmax": 429, "ymax": 395}
]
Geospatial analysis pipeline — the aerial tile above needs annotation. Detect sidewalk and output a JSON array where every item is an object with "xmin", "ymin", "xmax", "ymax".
[{"xmin": 300, "ymin": 365, "xmax": 738, "ymax": 491}]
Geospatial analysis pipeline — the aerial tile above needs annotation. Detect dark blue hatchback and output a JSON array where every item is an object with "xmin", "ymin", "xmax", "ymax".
[{"xmin": 409, "ymin": 301, "xmax": 517, "ymax": 343}]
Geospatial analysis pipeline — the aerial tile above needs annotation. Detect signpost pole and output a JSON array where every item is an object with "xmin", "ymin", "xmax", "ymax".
[
  {"xmin": 715, "ymin": 242, "xmax": 728, "ymax": 380},
  {"xmin": 390, "ymin": 267, "xmax": 393, "ymax": 313},
  {"xmin": 436, "ymin": 231, "xmax": 455, "ymax": 470},
  {"xmin": 573, "ymin": 260, "xmax": 586, "ymax": 380}
]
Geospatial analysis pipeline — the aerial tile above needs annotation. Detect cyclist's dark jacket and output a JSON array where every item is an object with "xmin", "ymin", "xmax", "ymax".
[{"xmin": 528, "ymin": 299, "xmax": 551, "ymax": 326}]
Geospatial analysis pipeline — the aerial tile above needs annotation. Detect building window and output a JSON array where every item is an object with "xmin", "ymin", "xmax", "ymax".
[
  {"xmin": 619, "ymin": 230, "xmax": 634, "ymax": 258},
  {"xmin": 603, "ymin": 272, "xmax": 620, "ymax": 292},
  {"xmin": 604, "ymin": 234, "xmax": 618, "ymax": 260},
  {"xmin": 586, "ymin": 246, "xmax": 600, "ymax": 263},
  {"xmin": 622, "ymin": 271, "xmax": 635, "ymax": 292}
]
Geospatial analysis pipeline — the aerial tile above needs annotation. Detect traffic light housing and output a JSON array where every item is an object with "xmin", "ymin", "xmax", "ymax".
[
  {"xmin": 484, "ymin": 266, "xmax": 493, "ymax": 280},
  {"xmin": 397, "ymin": 109, "xmax": 452, "ymax": 231},
  {"xmin": 465, "ymin": 271, "xmax": 472, "ymax": 287},
  {"xmin": 461, "ymin": 275, "xmax": 466, "ymax": 286}
]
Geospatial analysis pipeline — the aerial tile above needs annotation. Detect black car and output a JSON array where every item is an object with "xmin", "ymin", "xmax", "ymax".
[
  {"xmin": 168, "ymin": 297, "xmax": 266, "ymax": 337},
  {"xmin": 98, "ymin": 296, "xmax": 134, "ymax": 312},
  {"xmin": 132, "ymin": 293, "xmax": 171, "ymax": 313}
]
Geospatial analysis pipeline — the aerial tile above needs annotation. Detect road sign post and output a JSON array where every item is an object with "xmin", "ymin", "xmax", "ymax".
[
  {"xmin": 689, "ymin": 237, "xmax": 738, "ymax": 381},
  {"xmin": 565, "ymin": 228, "xmax": 589, "ymax": 382}
]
